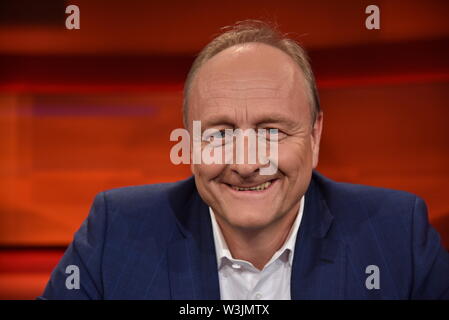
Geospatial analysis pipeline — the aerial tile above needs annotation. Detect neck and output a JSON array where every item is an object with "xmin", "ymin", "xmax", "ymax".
[{"xmin": 216, "ymin": 201, "xmax": 301, "ymax": 270}]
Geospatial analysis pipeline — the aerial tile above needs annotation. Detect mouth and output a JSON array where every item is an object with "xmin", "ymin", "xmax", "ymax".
[{"xmin": 224, "ymin": 179, "xmax": 277, "ymax": 192}]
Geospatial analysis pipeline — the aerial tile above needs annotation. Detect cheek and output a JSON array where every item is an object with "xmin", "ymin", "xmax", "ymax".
[
  {"xmin": 277, "ymin": 138, "xmax": 313, "ymax": 176},
  {"xmin": 192, "ymin": 163, "xmax": 226, "ymax": 181},
  {"xmin": 193, "ymin": 164, "xmax": 227, "ymax": 207}
]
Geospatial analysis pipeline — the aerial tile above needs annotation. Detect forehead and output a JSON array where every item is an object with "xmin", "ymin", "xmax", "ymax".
[
  {"xmin": 193, "ymin": 43, "xmax": 304, "ymax": 99},
  {"xmin": 197, "ymin": 72, "xmax": 295, "ymax": 100},
  {"xmin": 189, "ymin": 43, "xmax": 309, "ymax": 122}
]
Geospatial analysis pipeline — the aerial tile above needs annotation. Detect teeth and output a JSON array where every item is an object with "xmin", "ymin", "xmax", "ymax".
[{"xmin": 232, "ymin": 181, "xmax": 272, "ymax": 191}]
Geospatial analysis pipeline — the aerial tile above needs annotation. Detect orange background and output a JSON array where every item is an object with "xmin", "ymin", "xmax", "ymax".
[{"xmin": 0, "ymin": 0, "xmax": 448, "ymax": 299}]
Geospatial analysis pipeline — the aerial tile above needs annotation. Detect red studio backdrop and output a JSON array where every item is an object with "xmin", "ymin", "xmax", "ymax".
[{"xmin": 0, "ymin": 0, "xmax": 448, "ymax": 299}]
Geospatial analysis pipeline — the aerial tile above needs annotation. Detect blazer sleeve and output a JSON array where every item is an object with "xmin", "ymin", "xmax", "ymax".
[
  {"xmin": 37, "ymin": 192, "xmax": 108, "ymax": 300},
  {"xmin": 411, "ymin": 196, "xmax": 449, "ymax": 299}
]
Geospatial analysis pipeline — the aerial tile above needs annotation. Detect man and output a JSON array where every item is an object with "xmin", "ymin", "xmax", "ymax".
[{"xmin": 39, "ymin": 20, "xmax": 449, "ymax": 300}]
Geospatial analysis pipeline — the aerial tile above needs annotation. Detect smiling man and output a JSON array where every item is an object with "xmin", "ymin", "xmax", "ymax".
[{"xmin": 40, "ymin": 20, "xmax": 449, "ymax": 300}]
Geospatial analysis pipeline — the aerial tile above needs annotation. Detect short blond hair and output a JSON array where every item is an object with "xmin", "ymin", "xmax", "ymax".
[{"xmin": 183, "ymin": 19, "xmax": 320, "ymax": 127}]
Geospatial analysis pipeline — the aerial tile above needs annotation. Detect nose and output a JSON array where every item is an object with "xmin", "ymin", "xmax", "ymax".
[
  {"xmin": 228, "ymin": 134, "xmax": 267, "ymax": 178},
  {"xmin": 229, "ymin": 162, "xmax": 262, "ymax": 178}
]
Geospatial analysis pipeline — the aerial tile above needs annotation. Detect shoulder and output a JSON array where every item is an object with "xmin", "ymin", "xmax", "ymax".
[
  {"xmin": 101, "ymin": 176, "xmax": 196, "ymax": 212},
  {"xmin": 91, "ymin": 177, "xmax": 197, "ymax": 238},
  {"xmin": 311, "ymin": 172, "xmax": 449, "ymax": 299},
  {"xmin": 311, "ymin": 170, "xmax": 424, "ymax": 244},
  {"xmin": 312, "ymin": 170, "xmax": 420, "ymax": 218}
]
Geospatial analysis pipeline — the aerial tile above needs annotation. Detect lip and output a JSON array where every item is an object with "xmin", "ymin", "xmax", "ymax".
[{"xmin": 222, "ymin": 178, "xmax": 279, "ymax": 196}]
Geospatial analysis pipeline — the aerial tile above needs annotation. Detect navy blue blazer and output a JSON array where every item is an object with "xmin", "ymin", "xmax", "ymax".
[{"xmin": 39, "ymin": 171, "xmax": 449, "ymax": 299}]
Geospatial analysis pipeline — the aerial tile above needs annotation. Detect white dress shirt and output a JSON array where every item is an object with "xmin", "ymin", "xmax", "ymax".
[{"xmin": 209, "ymin": 196, "xmax": 305, "ymax": 300}]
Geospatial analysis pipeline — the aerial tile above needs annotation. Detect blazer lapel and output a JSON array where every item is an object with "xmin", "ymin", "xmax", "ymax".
[
  {"xmin": 291, "ymin": 177, "xmax": 347, "ymax": 299},
  {"xmin": 167, "ymin": 188, "xmax": 220, "ymax": 299}
]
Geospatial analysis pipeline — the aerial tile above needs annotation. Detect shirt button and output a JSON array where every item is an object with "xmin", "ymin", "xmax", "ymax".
[
  {"xmin": 255, "ymin": 293, "xmax": 262, "ymax": 300},
  {"xmin": 231, "ymin": 263, "xmax": 241, "ymax": 269}
]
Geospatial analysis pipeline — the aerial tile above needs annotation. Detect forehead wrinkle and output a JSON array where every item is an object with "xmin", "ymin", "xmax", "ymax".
[
  {"xmin": 199, "ymin": 106, "xmax": 239, "ymax": 127},
  {"xmin": 197, "ymin": 71, "xmax": 296, "ymax": 100}
]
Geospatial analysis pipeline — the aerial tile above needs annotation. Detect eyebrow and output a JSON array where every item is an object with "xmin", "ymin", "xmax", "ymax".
[
  {"xmin": 201, "ymin": 112, "xmax": 299, "ymax": 129},
  {"xmin": 201, "ymin": 114, "xmax": 235, "ymax": 128},
  {"xmin": 254, "ymin": 114, "xmax": 298, "ymax": 128}
]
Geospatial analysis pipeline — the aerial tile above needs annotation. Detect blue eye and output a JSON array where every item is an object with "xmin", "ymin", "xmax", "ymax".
[
  {"xmin": 217, "ymin": 130, "xmax": 228, "ymax": 138},
  {"xmin": 209, "ymin": 130, "xmax": 226, "ymax": 140},
  {"xmin": 204, "ymin": 129, "xmax": 232, "ymax": 144}
]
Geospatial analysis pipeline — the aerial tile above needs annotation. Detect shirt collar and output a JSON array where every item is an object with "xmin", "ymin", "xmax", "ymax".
[{"xmin": 209, "ymin": 196, "xmax": 305, "ymax": 270}]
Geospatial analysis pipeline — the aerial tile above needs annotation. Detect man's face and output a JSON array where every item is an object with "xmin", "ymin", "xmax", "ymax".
[{"xmin": 188, "ymin": 42, "xmax": 323, "ymax": 231}]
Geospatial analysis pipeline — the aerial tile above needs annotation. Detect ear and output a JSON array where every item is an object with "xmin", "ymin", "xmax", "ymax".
[{"xmin": 311, "ymin": 111, "xmax": 323, "ymax": 169}]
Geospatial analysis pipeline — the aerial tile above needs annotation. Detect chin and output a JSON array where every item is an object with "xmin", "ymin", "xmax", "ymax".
[{"xmin": 221, "ymin": 207, "xmax": 278, "ymax": 230}]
